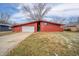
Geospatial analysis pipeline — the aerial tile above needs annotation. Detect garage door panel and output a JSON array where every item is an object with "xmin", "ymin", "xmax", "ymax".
[{"xmin": 22, "ymin": 26, "xmax": 34, "ymax": 32}]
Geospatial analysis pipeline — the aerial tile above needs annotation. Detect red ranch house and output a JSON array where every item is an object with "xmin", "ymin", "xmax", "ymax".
[{"xmin": 12, "ymin": 20, "xmax": 64, "ymax": 32}]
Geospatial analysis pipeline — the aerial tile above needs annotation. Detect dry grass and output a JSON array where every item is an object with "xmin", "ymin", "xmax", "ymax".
[{"xmin": 8, "ymin": 32, "xmax": 79, "ymax": 56}]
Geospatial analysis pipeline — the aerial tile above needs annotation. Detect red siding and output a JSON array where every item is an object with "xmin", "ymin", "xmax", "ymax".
[
  {"xmin": 40, "ymin": 22, "xmax": 63, "ymax": 32},
  {"xmin": 12, "ymin": 21, "xmax": 64, "ymax": 32},
  {"xmin": 12, "ymin": 26, "xmax": 22, "ymax": 32},
  {"xmin": 12, "ymin": 22, "xmax": 37, "ymax": 32}
]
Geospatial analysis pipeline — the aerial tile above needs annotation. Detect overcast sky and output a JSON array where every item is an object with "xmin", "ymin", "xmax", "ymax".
[{"xmin": 0, "ymin": 3, "xmax": 79, "ymax": 24}]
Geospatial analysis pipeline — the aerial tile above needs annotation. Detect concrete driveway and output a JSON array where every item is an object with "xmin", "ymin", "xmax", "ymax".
[{"xmin": 0, "ymin": 32, "xmax": 32, "ymax": 56}]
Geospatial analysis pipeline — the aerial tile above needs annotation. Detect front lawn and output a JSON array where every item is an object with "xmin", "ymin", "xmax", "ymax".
[{"xmin": 8, "ymin": 32, "xmax": 79, "ymax": 56}]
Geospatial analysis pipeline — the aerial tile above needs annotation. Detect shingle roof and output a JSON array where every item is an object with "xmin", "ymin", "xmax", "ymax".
[{"xmin": 0, "ymin": 24, "xmax": 11, "ymax": 26}]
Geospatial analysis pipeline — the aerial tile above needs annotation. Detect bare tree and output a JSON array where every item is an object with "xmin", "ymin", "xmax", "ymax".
[
  {"xmin": 22, "ymin": 3, "xmax": 51, "ymax": 31},
  {"xmin": 0, "ymin": 12, "xmax": 11, "ymax": 24},
  {"xmin": 22, "ymin": 3, "xmax": 51, "ymax": 20}
]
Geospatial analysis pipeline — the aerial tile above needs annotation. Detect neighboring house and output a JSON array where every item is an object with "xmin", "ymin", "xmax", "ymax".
[
  {"xmin": 12, "ymin": 20, "xmax": 64, "ymax": 32},
  {"xmin": 64, "ymin": 23, "xmax": 79, "ymax": 31},
  {"xmin": 0, "ymin": 24, "xmax": 11, "ymax": 31}
]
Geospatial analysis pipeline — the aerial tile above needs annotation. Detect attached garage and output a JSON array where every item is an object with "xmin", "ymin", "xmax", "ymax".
[{"xmin": 12, "ymin": 21, "xmax": 38, "ymax": 32}]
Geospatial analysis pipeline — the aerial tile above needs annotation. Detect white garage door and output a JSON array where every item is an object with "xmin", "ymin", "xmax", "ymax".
[{"xmin": 22, "ymin": 26, "xmax": 34, "ymax": 32}]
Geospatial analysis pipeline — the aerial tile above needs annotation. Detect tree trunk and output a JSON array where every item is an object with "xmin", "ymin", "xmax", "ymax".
[{"xmin": 37, "ymin": 21, "xmax": 40, "ymax": 32}]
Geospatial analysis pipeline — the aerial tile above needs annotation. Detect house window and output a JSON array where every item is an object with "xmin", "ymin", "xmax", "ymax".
[
  {"xmin": 60, "ymin": 26, "xmax": 63, "ymax": 28},
  {"xmin": 44, "ymin": 23, "xmax": 48, "ymax": 25}
]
